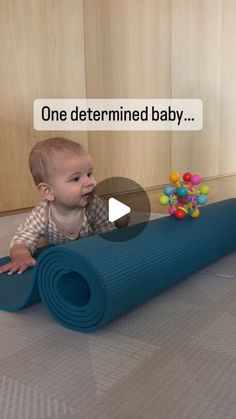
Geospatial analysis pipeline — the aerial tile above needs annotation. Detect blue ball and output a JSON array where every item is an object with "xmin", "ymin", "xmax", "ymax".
[
  {"xmin": 164, "ymin": 186, "xmax": 174, "ymax": 196},
  {"xmin": 197, "ymin": 195, "xmax": 207, "ymax": 205},
  {"xmin": 176, "ymin": 186, "xmax": 188, "ymax": 198}
]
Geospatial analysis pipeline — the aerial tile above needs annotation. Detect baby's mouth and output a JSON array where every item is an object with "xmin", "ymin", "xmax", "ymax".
[{"xmin": 82, "ymin": 191, "xmax": 93, "ymax": 199}]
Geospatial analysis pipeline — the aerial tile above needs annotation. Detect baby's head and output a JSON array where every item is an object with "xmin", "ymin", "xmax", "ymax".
[{"xmin": 29, "ymin": 137, "xmax": 96, "ymax": 209}]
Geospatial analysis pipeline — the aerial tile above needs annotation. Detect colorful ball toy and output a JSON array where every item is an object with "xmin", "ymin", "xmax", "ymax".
[{"xmin": 160, "ymin": 172, "xmax": 210, "ymax": 220}]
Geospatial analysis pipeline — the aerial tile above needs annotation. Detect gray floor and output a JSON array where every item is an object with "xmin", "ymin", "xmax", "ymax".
[{"xmin": 1, "ymin": 212, "xmax": 236, "ymax": 418}]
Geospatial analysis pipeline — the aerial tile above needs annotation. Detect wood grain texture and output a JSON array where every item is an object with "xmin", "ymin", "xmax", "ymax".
[
  {"xmin": 220, "ymin": 0, "xmax": 236, "ymax": 174},
  {"xmin": 0, "ymin": 0, "xmax": 88, "ymax": 212},
  {"xmin": 171, "ymin": 0, "xmax": 222, "ymax": 177},
  {"xmin": 84, "ymin": 0, "xmax": 171, "ymax": 191},
  {"xmin": 1, "ymin": 0, "xmax": 236, "ymax": 213}
]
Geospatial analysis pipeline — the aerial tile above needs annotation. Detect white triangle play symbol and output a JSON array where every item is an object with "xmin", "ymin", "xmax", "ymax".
[{"xmin": 108, "ymin": 198, "xmax": 131, "ymax": 222}]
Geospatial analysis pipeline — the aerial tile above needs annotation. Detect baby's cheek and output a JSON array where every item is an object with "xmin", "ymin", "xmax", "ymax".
[{"xmin": 75, "ymin": 183, "xmax": 83, "ymax": 192}]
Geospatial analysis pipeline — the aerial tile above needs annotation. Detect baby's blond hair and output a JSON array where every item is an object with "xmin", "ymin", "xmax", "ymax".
[{"xmin": 29, "ymin": 137, "xmax": 86, "ymax": 186}]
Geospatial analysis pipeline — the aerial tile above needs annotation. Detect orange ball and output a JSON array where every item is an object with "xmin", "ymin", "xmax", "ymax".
[{"xmin": 169, "ymin": 172, "xmax": 180, "ymax": 183}]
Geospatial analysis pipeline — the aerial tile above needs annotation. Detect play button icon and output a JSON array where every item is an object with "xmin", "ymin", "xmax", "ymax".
[
  {"xmin": 94, "ymin": 176, "xmax": 151, "ymax": 242},
  {"xmin": 108, "ymin": 198, "xmax": 131, "ymax": 222}
]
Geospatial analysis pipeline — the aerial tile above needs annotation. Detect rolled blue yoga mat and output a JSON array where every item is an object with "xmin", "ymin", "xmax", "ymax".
[{"xmin": 0, "ymin": 199, "xmax": 236, "ymax": 332}]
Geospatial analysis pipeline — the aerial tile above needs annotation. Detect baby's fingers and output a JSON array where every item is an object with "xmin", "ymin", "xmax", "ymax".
[
  {"xmin": 0, "ymin": 263, "xmax": 12, "ymax": 274},
  {"xmin": 16, "ymin": 264, "xmax": 29, "ymax": 275},
  {"xmin": 7, "ymin": 263, "xmax": 22, "ymax": 275},
  {"xmin": 28, "ymin": 258, "xmax": 36, "ymax": 267},
  {"xmin": 10, "ymin": 258, "xmax": 36, "ymax": 275},
  {"xmin": 7, "ymin": 262, "xmax": 27, "ymax": 276},
  {"xmin": 0, "ymin": 257, "xmax": 37, "ymax": 275}
]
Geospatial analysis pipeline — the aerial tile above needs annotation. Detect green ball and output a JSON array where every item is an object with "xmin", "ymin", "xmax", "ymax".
[
  {"xmin": 160, "ymin": 195, "xmax": 169, "ymax": 205},
  {"xmin": 199, "ymin": 185, "xmax": 209, "ymax": 195}
]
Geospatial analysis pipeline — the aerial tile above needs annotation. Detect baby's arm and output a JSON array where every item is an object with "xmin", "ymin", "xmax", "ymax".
[
  {"xmin": 0, "ymin": 204, "xmax": 46, "ymax": 275},
  {"xmin": 87, "ymin": 194, "xmax": 115, "ymax": 234}
]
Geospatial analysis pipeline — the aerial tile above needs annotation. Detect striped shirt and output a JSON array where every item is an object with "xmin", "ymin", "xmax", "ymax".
[{"xmin": 9, "ymin": 194, "xmax": 116, "ymax": 254}]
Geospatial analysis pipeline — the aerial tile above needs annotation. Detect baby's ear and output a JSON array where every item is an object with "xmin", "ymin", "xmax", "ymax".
[{"xmin": 37, "ymin": 183, "xmax": 55, "ymax": 202}]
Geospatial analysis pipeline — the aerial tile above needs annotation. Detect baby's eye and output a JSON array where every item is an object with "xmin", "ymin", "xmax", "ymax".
[
  {"xmin": 87, "ymin": 172, "xmax": 93, "ymax": 177},
  {"xmin": 72, "ymin": 177, "xmax": 80, "ymax": 182}
]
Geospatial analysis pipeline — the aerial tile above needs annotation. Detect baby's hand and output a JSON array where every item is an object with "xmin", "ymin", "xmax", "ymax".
[
  {"xmin": 0, "ymin": 255, "xmax": 36, "ymax": 275},
  {"xmin": 115, "ymin": 214, "xmax": 130, "ymax": 228}
]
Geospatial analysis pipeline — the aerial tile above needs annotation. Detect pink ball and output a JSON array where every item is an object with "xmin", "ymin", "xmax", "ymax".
[
  {"xmin": 191, "ymin": 174, "xmax": 201, "ymax": 185},
  {"xmin": 168, "ymin": 207, "xmax": 175, "ymax": 216}
]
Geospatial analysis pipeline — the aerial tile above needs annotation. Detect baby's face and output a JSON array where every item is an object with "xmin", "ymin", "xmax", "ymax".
[{"xmin": 49, "ymin": 152, "xmax": 96, "ymax": 209}]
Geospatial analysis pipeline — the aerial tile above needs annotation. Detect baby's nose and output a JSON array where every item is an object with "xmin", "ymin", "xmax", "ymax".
[{"xmin": 84, "ymin": 175, "xmax": 96, "ymax": 188}]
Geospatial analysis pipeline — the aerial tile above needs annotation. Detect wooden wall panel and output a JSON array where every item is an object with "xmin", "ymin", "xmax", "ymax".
[
  {"xmin": 84, "ymin": 0, "xmax": 171, "ymax": 191},
  {"xmin": 171, "ymin": 0, "xmax": 222, "ymax": 177},
  {"xmin": 0, "ymin": 0, "xmax": 87, "ymax": 212},
  {"xmin": 220, "ymin": 0, "xmax": 236, "ymax": 174},
  {"xmin": 2, "ymin": 0, "xmax": 236, "ymax": 213}
]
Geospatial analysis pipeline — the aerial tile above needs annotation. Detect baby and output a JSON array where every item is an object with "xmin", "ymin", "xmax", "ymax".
[{"xmin": 0, "ymin": 137, "xmax": 128, "ymax": 275}]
